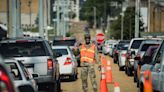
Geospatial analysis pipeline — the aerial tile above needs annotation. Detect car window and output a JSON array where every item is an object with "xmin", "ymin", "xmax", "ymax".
[
  {"xmin": 5, "ymin": 62, "xmax": 22, "ymax": 80},
  {"xmin": 53, "ymin": 39, "xmax": 76, "ymax": 46},
  {"xmin": 0, "ymin": 42, "xmax": 47, "ymax": 57},
  {"xmin": 141, "ymin": 44, "xmax": 159, "ymax": 51},
  {"xmin": 131, "ymin": 40, "xmax": 143, "ymax": 49},
  {"xmin": 18, "ymin": 62, "xmax": 33, "ymax": 80},
  {"xmin": 53, "ymin": 49, "xmax": 68, "ymax": 55}
]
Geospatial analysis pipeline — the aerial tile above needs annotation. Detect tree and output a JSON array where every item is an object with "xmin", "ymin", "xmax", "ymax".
[
  {"xmin": 80, "ymin": 0, "xmax": 125, "ymax": 28},
  {"xmin": 109, "ymin": 6, "xmax": 145, "ymax": 40}
]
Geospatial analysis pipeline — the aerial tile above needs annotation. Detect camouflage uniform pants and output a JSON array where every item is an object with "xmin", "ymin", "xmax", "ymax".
[{"xmin": 81, "ymin": 65, "xmax": 97, "ymax": 92}]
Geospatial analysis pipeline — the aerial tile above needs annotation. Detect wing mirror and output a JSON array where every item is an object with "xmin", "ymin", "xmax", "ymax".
[{"xmin": 32, "ymin": 73, "xmax": 39, "ymax": 78}]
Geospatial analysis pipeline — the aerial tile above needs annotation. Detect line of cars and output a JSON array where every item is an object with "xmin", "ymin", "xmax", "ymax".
[
  {"xmin": 103, "ymin": 37, "xmax": 164, "ymax": 92},
  {"xmin": 0, "ymin": 36, "xmax": 80, "ymax": 92}
]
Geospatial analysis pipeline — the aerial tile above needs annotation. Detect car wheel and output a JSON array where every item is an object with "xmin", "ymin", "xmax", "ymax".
[
  {"xmin": 133, "ymin": 71, "xmax": 137, "ymax": 82},
  {"xmin": 119, "ymin": 66, "xmax": 124, "ymax": 71},
  {"xmin": 127, "ymin": 67, "xmax": 133, "ymax": 76},
  {"xmin": 48, "ymin": 83, "xmax": 55, "ymax": 92},
  {"xmin": 71, "ymin": 74, "xmax": 77, "ymax": 81},
  {"xmin": 125, "ymin": 66, "xmax": 127, "ymax": 74},
  {"xmin": 55, "ymin": 77, "xmax": 61, "ymax": 92},
  {"xmin": 139, "ymin": 83, "xmax": 144, "ymax": 92}
]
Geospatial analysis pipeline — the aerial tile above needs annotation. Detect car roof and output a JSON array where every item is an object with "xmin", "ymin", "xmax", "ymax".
[{"xmin": 0, "ymin": 37, "xmax": 45, "ymax": 43}]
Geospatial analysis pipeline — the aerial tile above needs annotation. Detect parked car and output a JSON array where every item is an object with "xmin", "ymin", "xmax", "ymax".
[
  {"xmin": 102, "ymin": 40, "xmax": 112, "ymax": 55},
  {"xmin": 52, "ymin": 46, "xmax": 78, "ymax": 81},
  {"xmin": 4, "ymin": 59, "xmax": 38, "ymax": 92},
  {"xmin": 125, "ymin": 38, "xmax": 145, "ymax": 76},
  {"xmin": 133, "ymin": 40, "xmax": 161, "ymax": 83},
  {"xmin": 109, "ymin": 42, "xmax": 118, "ymax": 57},
  {"xmin": 139, "ymin": 40, "xmax": 164, "ymax": 92},
  {"xmin": 0, "ymin": 57, "xmax": 17, "ymax": 92},
  {"xmin": 102, "ymin": 40, "xmax": 118, "ymax": 55},
  {"xmin": 0, "ymin": 37, "xmax": 60, "ymax": 92},
  {"xmin": 118, "ymin": 44, "xmax": 129, "ymax": 71},
  {"xmin": 113, "ymin": 40, "xmax": 130, "ymax": 64},
  {"xmin": 136, "ymin": 45, "xmax": 159, "ymax": 87}
]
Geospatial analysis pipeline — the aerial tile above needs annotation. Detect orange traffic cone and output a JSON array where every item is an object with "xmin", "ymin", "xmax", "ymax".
[
  {"xmin": 106, "ymin": 60, "xmax": 113, "ymax": 83},
  {"xmin": 100, "ymin": 66, "xmax": 108, "ymax": 92},
  {"xmin": 114, "ymin": 82, "xmax": 120, "ymax": 92},
  {"xmin": 144, "ymin": 70, "xmax": 153, "ymax": 92}
]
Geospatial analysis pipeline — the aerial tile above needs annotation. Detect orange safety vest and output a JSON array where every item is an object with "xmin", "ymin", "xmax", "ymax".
[{"xmin": 80, "ymin": 43, "xmax": 95, "ymax": 63}]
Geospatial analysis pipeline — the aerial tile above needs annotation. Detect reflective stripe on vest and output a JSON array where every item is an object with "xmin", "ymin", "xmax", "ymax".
[{"xmin": 80, "ymin": 43, "xmax": 95, "ymax": 63}]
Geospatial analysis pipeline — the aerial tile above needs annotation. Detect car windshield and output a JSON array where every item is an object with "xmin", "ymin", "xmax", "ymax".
[
  {"xmin": 5, "ymin": 62, "xmax": 22, "ymax": 80},
  {"xmin": 0, "ymin": 42, "xmax": 47, "ymax": 58},
  {"xmin": 120, "ymin": 44, "xmax": 129, "ymax": 50},
  {"xmin": 131, "ymin": 40, "xmax": 143, "ymax": 49},
  {"xmin": 53, "ymin": 39, "xmax": 76, "ymax": 46},
  {"xmin": 53, "ymin": 49, "xmax": 68, "ymax": 55},
  {"xmin": 117, "ymin": 44, "xmax": 127, "ymax": 50}
]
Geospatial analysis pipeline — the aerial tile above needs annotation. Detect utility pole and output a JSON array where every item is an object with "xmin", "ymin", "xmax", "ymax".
[
  {"xmin": 28, "ymin": 0, "xmax": 32, "ymax": 31},
  {"xmin": 148, "ymin": 0, "xmax": 150, "ymax": 32},
  {"xmin": 121, "ymin": 12, "xmax": 124, "ymax": 40},
  {"xmin": 135, "ymin": 0, "xmax": 140, "ymax": 38},
  {"xmin": 7, "ymin": 0, "xmax": 11, "ymax": 37},
  {"xmin": 39, "ymin": 0, "xmax": 44, "ymax": 37},
  {"xmin": 93, "ymin": 7, "xmax": 97, "ymax": 29},
  {"xmin": 56, "ymin": 0, "xmax": 60, "ymax": 36}
]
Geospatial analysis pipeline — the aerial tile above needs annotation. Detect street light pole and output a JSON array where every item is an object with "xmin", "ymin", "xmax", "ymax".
[
  {"xmin": 28, "ymin": 0, "xmax": 32, "ymax": 31},
  {"xmin": 93, "ymin": 6, "xmax": 97, "ymax": 29},
  {"xmin": 135, "ymin": 0, "xmax": 140, "ymax": 38},
  {"xmin": 121, "ymin": 12, "xmax": 124, "ymax": 40}
]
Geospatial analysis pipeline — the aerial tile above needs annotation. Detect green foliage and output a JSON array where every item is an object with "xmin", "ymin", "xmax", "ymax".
[
  {"xmin": 80, "ymin": 0, "xmax": 125, "ymax": 27},
  {"xmin": 109, "ymin": 6, "xmax": 145, "ymax": 40}
]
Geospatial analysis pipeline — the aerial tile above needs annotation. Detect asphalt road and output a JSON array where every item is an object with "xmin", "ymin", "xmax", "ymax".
[{"xmin": 61, "ymin": 55, "xmax": 138, "ymax": 92}]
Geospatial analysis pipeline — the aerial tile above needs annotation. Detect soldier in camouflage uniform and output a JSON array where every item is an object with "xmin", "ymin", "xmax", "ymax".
[{"xmin": 80, "ymin": 33, "xmax": 100, "ymax": 92}]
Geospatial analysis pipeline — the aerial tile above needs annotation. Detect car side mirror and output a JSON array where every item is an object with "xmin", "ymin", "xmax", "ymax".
[
  {"xmin": 18, "ymin": 84, "xmax": 35, "ymax": 92},
  {"xmin": 32, "ymin": 73, "xmax": 39, "ymax": 78}
]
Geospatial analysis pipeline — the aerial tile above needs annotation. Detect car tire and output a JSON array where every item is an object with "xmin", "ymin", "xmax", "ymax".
[
  {"xmin": 127, "ymin": 67, "xmax": 133, "ymax": 76},
  {"xmin": 139, "ymin": 83, "xmax": 144, "ymax": 92},
  {"xmin": 48, "ymin": 83, "xmax": 55, "ymax": 92},
  {"xmin": 119, "ymin": 66, "xmax": 124, "ymax": 71},
  {"xmin": 133, "ymin": 71, "xmax": 137, "ymax": 82},
  {"xmin": 55, "ymin": 77, "xmax": 61, "ymax": 92},
  {"xmin": 71, "ymin": 73, "xmax": 77, "ymax": 81}
]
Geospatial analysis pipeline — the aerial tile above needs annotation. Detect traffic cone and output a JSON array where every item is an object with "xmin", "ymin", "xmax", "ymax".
[
  {"xmin": 106, "ymin": 60, "xmax": 113, "ymax": 83},
  {"xmin": 144, "ymin": 70, "xmax": 153, "ymax": 92},
  {"xmin": 100, "ymin": 66, "xmax": 108, "ymax": 92},
  {"xmin": 114, "ymin": 82, "xmax": 120, "ymax": 92}
]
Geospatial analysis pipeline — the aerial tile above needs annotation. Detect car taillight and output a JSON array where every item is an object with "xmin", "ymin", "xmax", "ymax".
[
  {"xmin": 0, "ymin": 68, "xmax": 15, "ymax": 92},
  {"xmin": 47, "ymin": 59, "xmax": 53, "ymax": 70},
  {"xmin": 121, "ymin": 53, "xmax": 126, "ymax": 57},
  {"xmin": 64, "ymin": 57, "xmax": 72, "ymax": 65}
]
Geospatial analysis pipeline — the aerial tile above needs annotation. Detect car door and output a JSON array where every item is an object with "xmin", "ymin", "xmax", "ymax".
[{"xmin": 151, "ymin": 43, "xmax": 164, "ymax": 91}]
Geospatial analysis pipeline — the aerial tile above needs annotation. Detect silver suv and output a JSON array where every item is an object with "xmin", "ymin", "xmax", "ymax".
[
  {"xmin": 139, "ymin": 40, "xmax": 164, "ymax": 92},
  {"xmin": 0, "ymin": 37, "xmax": 60, "ymax": 92}
]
